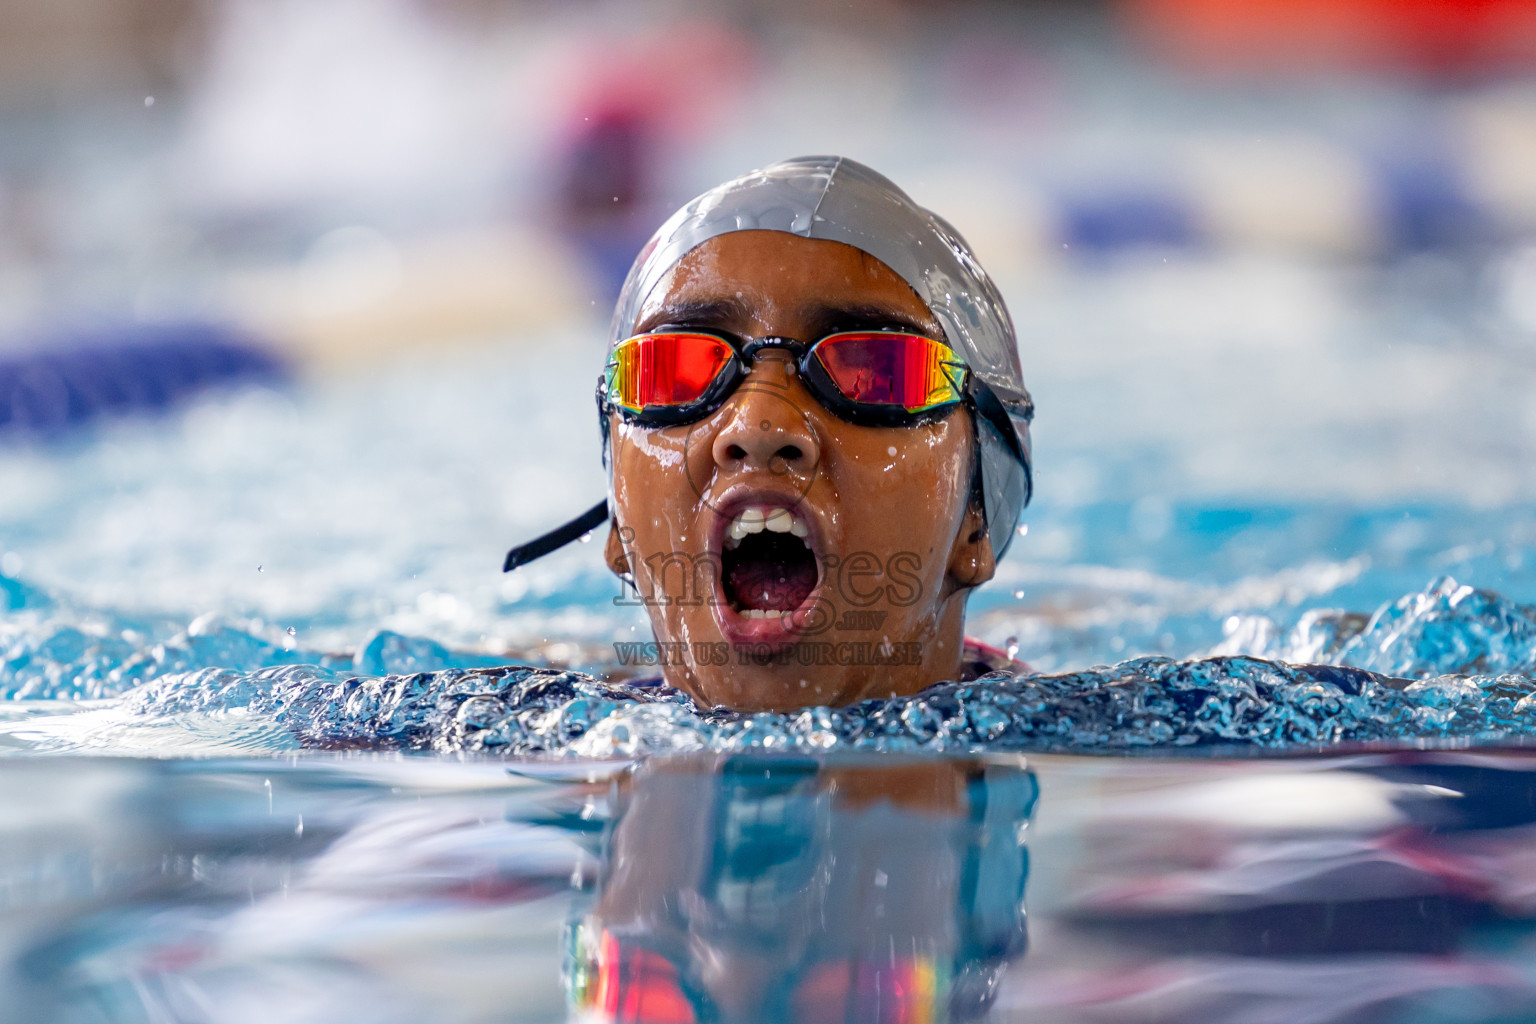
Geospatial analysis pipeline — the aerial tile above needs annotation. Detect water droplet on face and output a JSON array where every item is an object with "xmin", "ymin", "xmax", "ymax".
[{"xmin": 887, "ymin": 446, "xmax": 897, "ymax": 456}]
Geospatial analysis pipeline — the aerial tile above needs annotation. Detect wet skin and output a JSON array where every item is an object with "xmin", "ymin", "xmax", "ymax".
[{"xmin": 605, "ymin": 230, "xmax": 996, "ymax": 712}]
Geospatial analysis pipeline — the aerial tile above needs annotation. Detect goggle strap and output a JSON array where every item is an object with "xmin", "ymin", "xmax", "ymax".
[
  {"xmin": 970, "ymin": 380, "xmax": 1029, "ymax": 468},
  {"xmin": 502, "ymin": 499, "xmax": 610, "ymax": 571}
]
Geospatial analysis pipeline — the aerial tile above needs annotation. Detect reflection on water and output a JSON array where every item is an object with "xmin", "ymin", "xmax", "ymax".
[
  {"xmin": 0, "ymin": 756, "xmax": 585, "ymax": 1023},
  {"xmin": 1008, "ymin": 752, "xmax": 1536, "ymax": 1024},
  {"xmin": 569, "ymin": 756, "xmax": 1036, "ymax": 1023},
  {"xmin": 6, "ymin": 751, "xmax": 1536, "ymax": 1021}
]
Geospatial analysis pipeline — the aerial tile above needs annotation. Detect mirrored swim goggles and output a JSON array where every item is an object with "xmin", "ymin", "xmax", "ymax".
[
  {"xmin": 502, "ymin": 328, "xmax": 1029, "ymax": 571},
  {"xmin": 605, "ymin": 328, "xmax": 980, "ymax": 427}
]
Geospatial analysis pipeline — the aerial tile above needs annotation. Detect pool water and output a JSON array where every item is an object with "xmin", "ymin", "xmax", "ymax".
[
  {"xmin": 11, "ymin": 751, "xmax": 1536, "ymax": 1023},
  {"xmin": 1, "ymin": 250, "xmax": 1536, "ymax": 1020}
]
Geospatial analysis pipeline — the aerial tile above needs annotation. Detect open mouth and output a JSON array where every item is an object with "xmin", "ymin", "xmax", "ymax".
[{"xmin": 721, "ymin": 507, "xmax": 819, "ymax": 618}]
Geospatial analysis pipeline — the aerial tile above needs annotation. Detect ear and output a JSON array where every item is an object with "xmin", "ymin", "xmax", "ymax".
[
  {"xmin": 946, "ymin": 502, "xmax": 996, "ymax": 591},
  {"xmin": 604, "ymin": 522, "xmax": 632, "ymax": 577}
]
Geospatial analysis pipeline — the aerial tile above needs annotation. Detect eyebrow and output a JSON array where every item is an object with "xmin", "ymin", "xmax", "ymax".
[
  {"xmin": 796, "ymin": 302, "xmax": 943, "ymax": 342},
  {"xmin": 632, "ymin": 298, "xmax": 943, "ymax": 341},
  {"xmin": 634, "ymin": 298, "xmax": 754, "ymax": 334}
]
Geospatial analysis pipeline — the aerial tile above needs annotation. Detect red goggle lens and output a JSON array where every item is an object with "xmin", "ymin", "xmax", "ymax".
[
  {"xmin": 570, "ymin": 929, "xmax": 699, "ymax": 1024},
  {"xmin": 811, "ymin": 332, "xmax": 966, "ymax": 413},
  {"xmin": 606, "ymin": 333, "xmax": 733, "ymax": 413}
]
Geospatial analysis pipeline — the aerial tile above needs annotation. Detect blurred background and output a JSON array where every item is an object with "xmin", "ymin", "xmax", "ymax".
[
  {"xmin": 6, "ymin": 11, "xmax": 1536, "ymax": 1016},
  {"xmin": 3, "ymin": 0, "xmax": 1536, "ymax": 674}
]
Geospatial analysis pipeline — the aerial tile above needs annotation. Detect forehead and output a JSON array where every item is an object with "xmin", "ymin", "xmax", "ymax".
[{"xmin": 636, "ymin": 230, "xmax": 937, "ymax": 328}]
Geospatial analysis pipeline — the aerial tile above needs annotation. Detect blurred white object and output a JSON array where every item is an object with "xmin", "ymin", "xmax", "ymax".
[
  {"xmin": 1495, "ymin": 244, "xmax": 1536, "ymax": 333},
  {"xmin": 1183, "ymin": 134, "xmax": 1380, "ymax": 256},
  {"xmin": 226, "ymin": 226, "xmax": 590, "ymax": 368},
  {"xmin": 1458, "ymin": 88, "xmax": 1536, "ymax": 232},
  {"xmin": 177, "ymin": 0, "xmax": 504, "ymax": 217}
]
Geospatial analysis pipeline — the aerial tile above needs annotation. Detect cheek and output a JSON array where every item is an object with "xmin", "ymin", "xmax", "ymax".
[
  {"xmin": 839, "ymin": 422, "xmax": 970, "ymax": 509},
  {"xmin": 827, "ymin": 421, "xmax": 972, "ymax": 559},
  {"xmin": 611, "ymin": 426, "xmax": 694, "ymax": 543},
  {"xmin": 614, "ymin": 422, "xmax": 688, "ymax": 472}
]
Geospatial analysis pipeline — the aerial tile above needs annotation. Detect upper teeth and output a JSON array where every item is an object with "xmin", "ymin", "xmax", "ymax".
[{"xmin": 726, "ymin": 506, "xmax": 810, "ymax": 547}]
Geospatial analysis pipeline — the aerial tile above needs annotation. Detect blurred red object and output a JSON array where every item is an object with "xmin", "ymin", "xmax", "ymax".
[
  {"xmin": 541, "ymin": 21, "xmax": 755, "ymax": 298},
  {"xmin": 1123, "ymin": 0, "xmax": 1536, "ymax": 75}
]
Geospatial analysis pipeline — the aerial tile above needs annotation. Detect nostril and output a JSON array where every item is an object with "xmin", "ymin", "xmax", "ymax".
[
  {"xmin": 777, "ymin": 444, "xmax": 803, "ymax": 462},
  {"xmin": 726, "ymin": 444, "xmax": 748, "ymax": 460}
]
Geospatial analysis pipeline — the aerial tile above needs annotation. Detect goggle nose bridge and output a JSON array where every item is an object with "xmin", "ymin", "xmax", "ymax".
[{"xmin": 739, "ymin": 335, "xmax": 809, "ymax": 361}]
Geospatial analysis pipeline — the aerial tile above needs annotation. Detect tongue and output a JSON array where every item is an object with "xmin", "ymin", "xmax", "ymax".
[{"xmin": 725, "ymin": 534, "xmax": 818, "ymax": 611}]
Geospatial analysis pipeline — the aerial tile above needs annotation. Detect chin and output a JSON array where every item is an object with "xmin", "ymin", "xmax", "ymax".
[{"xmin": 662, "ymin": 627, "xmax": 945, "ymax": 712}]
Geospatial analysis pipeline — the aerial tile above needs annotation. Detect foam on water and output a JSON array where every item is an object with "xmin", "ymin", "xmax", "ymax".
[{"xmin": 8, "ymin": 575, "xmax": 1535, "ymax": 758}]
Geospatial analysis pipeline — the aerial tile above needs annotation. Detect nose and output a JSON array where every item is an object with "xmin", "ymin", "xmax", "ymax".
[{"xmin": 710, "ymin": 353, "xmax": 821, "ymax": 476}]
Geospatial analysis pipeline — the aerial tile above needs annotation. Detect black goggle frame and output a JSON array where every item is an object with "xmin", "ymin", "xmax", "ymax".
[{"xmin": 505, "ymin": 332, "xmax": 1031, "ymax": 572}]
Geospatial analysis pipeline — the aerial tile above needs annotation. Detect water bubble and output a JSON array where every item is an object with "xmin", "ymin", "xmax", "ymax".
[
  {"xmin": 144, "ymin": 96, "xmax": 154, "ymax": 107},
  {"xmin": 1013, "ymin": 589, "xmax": 1025, "ymax": 600},
  {"xmin": 1005, "ymin": 636, "xmax": 1020, "ymax": 660},
  {"xmin": 286, "ymin": 627, "xmax": 297, "ymax": 637},
  {"xmin": 256, "ymin": 565, "xmax": 264, "ymax": 573},
  {"xmin": 887, "ymin": 446, "xmax": 897, "ymax": 456},
  {"xmin": 579, "ymin": 531, "xmax": 594, "ymax": 543},
  {"xmin": 1016, "ymin": 524, "xmax": 1029, "ymax": 538}
]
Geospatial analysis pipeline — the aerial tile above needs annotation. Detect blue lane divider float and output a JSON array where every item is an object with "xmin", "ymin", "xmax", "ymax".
[
  {"xmin": 0, "ymin": 321, "xmax": 289, "ymax": 438},
  {"xmin": 1047, "ymin": 117, "xmax": 1523, "ymax": 260},
  {"xmin": 1370, "ymin": 139, "xmax": 1486, "ymax": 253},
  {"xmin": 1058, "ymin": 188, "xmax": 1199, "ymax": 255},
  {"xmin": 1053, "ymin": 161, "xmax": 1483, "ymax": 259}
]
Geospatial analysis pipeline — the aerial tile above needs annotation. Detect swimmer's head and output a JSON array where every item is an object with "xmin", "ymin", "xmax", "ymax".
[
  {"xmin": 504, "ymin": 156, "xmax": 1033, "ymax": 710},
  {"xmin": 597, "ymin": 157, "xmax": 1033, "ymax": 711},
  {"xmin": 606, "ymin": 156, "xmax": 1033, "ymax": 540}
]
